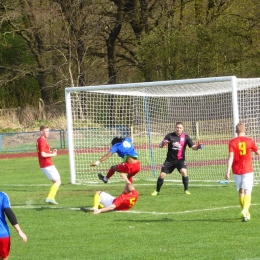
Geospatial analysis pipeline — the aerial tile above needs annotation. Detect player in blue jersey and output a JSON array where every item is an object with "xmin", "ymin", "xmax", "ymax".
[
  {"xmin": 90, "ymin": 137, "xmax": 140, "ymax": 189},
  {"xmin": 0, "ymin": 191, "xmax": 27, "ymax": 259}
]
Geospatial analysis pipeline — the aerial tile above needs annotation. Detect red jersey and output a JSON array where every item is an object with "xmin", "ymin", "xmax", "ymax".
[
  {"xmin": 229, "ymin": 136, "xmax": 258, "ymax": 174},
  {"xmin": 36, "ymin": 136, "xmax": 53, "ymax": 168},
  {"xmin": 113, "ymin": 190, "xmax": 139, "ymax": 211}
]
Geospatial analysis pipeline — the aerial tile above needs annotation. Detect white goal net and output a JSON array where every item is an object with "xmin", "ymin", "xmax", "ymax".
[{"xmin": 65, "ymin": 76, "xmax": 260, "ymax": 184}]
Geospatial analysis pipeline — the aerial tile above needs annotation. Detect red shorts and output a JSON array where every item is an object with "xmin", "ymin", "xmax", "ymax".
[
  {"xmin": 115, "ymin": 161, "xmax": 140, "ymax": 176},
  {"xmin": 0, "ymin": 237, "xmax": 10, "ymax": 258}
]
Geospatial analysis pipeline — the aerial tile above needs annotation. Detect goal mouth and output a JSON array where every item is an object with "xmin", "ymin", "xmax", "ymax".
[{"xmin": 65, "ymin": 76, "xmax": 260, "ymax": 184}]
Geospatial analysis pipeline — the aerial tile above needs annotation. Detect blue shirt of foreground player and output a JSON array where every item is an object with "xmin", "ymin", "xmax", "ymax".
[
  {"xmin": 0, "ymin": 192, "xmax": 11, "ymax": 238},
  {"xmin": 109, "ymin": 137, "xmax": 138, "ymax": 160}
]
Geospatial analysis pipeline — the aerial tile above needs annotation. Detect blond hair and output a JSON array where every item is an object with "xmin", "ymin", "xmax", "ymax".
[{"xmin": 236, "ymin": 122, "xmax": 246, "ymax": 134}]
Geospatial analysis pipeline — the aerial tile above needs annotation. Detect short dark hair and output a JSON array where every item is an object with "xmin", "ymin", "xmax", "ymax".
[{"xmin": 111, "ymin": 137, "xmax": 124, "ymax": 145}]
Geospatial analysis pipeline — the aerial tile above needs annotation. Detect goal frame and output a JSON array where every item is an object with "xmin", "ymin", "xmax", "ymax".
[{"xmin": 65, "ymin": 76, "xmax": 239, "ymax": 184}]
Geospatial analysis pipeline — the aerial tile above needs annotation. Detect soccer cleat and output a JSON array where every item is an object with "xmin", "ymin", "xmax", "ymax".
[
  {"xmin": 151, "ymin": 190, "xmax": 159, "ymax": 196},
  {"xmin": 240, "ymin": 210, "xmax": 250, "ymax": 221},
  {"xmin": 242, "ymin": 216, "xmax": 248, "ymax": 222},
  {"xmin": 45, "ymin": 198, "xmax": 58, "ymax": 205},
  {"xmin": 98, "ymin": 173, "xmax": 108, "ymax": 183},
  {"xmin": 241, "ymin": 210, "xmax": 248, "ymax": 222},
  {"xmin": 80, "ymin": 207, "xmax": 96, "ymax": 212},
  {"xmin": 184, "ymin": 190, "xmax": 191, "ymax": 195}
]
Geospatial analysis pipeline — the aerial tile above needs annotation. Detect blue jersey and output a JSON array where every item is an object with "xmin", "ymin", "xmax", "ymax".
[
  {"xmin": 109, "ymin": 137, "xmax": 138, "ymax": 160},
  {"xmin": 0, "ymin": 192, "xmax": 11, "ymax": 238}
]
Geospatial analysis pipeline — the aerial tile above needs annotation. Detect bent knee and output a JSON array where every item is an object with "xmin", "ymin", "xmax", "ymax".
[{"xmin": 160, "ymin": 172, "xmax": 167, "ymax": 178}]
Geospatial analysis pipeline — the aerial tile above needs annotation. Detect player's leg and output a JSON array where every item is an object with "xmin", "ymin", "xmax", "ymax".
[
  {"xmin": 241, "ymin": 173, "xmax": 253, "ymax": 221},
  {"xmin": 151, "ymin": 161, "xmax": 173, "ymax": 195},
  {"xmin": 98, "ymin": 165, "xmax": 117, "ymax": 183},
  {"xmin": 42, "ymin": 166, "xmax": 61, "ymax": 204},
  {"xmin": 0, "ymin": 237, "xmax": 10, "ymax": 260},
  {"xmin": 81, "ymin": 191, "xmax": 110, "ymax": 212},
  {"xmin": 123, "ymin": 162, "xmax": 140, "ymax": 184},
  {"xmin": 179, "ymin": 161, "xmax": 190, "ymax": 194}
]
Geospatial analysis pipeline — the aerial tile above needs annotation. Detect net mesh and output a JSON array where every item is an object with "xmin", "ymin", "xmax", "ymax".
[{"xmin": 66, "ymin": 78, "xmax": 260, "ymax": 183}]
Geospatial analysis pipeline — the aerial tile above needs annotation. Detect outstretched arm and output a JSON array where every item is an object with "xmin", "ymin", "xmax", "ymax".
[
  {"xmin": 90, "ymin": 151, "xmax": 113, "ymax": 167},
  {"xmin": 93, "ymin": 204, "xmax": 116, "ymax": 214}
]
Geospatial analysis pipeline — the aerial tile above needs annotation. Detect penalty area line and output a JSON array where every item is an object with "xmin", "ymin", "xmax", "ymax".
[
  {"xmin": 11, "ymin": 203, "xmax": 259, "ymax": 215},
  {"xmin": 118, "ymin": 203, "xmax": 260, "ymax": 215}
]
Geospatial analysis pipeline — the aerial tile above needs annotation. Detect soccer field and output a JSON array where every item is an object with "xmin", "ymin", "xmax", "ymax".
[{"xmin": 1, "ymin": 154, "xmax": 260, "ymax": 260}]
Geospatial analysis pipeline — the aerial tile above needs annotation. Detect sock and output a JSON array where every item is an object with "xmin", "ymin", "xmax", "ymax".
[
  {"xmin": 182, "ymin": 176, "xmax": 189, "ymax": 191},
  {"xmin": 243, "ymin": 194, "xmax": 251, "ymax": 215},
  {"xmin": 98, "ymin": 203, "xmax": 104, "ymax": 209},
  {"xmin": 239, "ymin": 195, "xmax": 244, "ymax": 209},
  {"xmin": 93, "ymin": 193, "xmax": 101, "ymax": 209},
  {"xmin": 106, "ymin": 168, "xmax": 115, "ymax": 179},
  {"xmin": 156, "ymin": 178, "xmax": 164, "ymax": 192},
  {"xmin": 47, "ymin": 183, "xmax": 59, "ymax": 200}
]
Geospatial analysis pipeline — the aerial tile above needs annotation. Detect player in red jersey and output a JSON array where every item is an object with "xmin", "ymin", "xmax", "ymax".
[
  {"xmin": 80, "ymin": 183, "xmax": 138, "ymax": 214},
  {"xmin": 36, "ymin": 125, "xmax": 61, "ymax": 205},
  {"xmin": 225, "ymin": 122, "xmax": 260, "ymax": 222}
]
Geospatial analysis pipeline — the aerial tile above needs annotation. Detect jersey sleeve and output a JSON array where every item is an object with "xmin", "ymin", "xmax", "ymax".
[
  {"xmin": 37, "ymin": 138, "xmax": 44, "ymax": 153},
  {"xmin": 186, "ymin": 135, "xmax": 195, "ymax": 148},
  {"xmin": 251, "ymin": 140, "xmax": 259, "ymax": 153},
  {"xmin": 109, "ymin": 143, "xmax": 118, "ymax": 154},
  {"xmin": 163, "ymin": 133, "xmax": 171, "ymax": 141},
  {"xmin": 2, "ymin": 192, "xmax": 11, "ymax": 209}
]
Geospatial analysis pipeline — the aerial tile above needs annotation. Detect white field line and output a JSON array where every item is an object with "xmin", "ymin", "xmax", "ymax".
[
  {"xmin": 11, "ymin": 203, "xmax": 259, "ymax": 215},
  {"xmin": 1, "ymin": 183, "xmax": 233, "ymax": 187}
]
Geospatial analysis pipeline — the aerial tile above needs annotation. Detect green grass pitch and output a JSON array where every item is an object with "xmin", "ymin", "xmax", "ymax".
[{"xmin": 1, "ymin": 154, "xmax": 260, "ymax": 260}]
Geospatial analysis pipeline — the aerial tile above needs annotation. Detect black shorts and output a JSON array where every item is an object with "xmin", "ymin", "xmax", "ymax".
[{"xmin": 161, "ymin": 160, "xmax": 187, "ymax": 174}]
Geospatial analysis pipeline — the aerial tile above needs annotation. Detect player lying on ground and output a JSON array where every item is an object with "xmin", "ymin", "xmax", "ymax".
[
  {"xmin": 90, "ymin": 137, "xmax": 140, "ymax": 185},
  {"xmin": 81, "ymin": 183, "xmax": 138, "ymax": 215}
]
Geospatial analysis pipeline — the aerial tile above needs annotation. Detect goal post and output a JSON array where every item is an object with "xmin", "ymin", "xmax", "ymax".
[{"xmin": 65, "ymin": 76, "xmax": 260, "ymax": 184}]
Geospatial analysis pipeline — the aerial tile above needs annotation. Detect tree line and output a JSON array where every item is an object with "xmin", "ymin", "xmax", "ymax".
[{"xmin": 0, "ymin": 0, "xmax": 260, "ymax": 109}]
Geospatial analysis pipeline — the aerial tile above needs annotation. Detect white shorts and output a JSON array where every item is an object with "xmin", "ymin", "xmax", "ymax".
[
  {"xmin": 233, "ymin": 172, "xmax": 254, "ymax": 192},
  {"xmin": 41, "ymin": 165, "xmax": 60, "ymax": 182},
  {"xmin": 99, "ymin": 192, "xmax": 115, "ymax": 207}
]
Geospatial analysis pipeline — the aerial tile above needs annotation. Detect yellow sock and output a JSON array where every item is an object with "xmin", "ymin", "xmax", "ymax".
[
  {"xmin": 47, "ymin": 183, "xmax": 59, "ymax": 200},
  {"xmin": 93, "ymin": 194, "xmax": 101, "ymax": 209},
  {"xmin": 239, "ymin": 195, "xmax": 244, "ymax": 209},
  {"xmin": 243, "ymin": 194, "xmax": 251, "ymax": 214},
  {"xmin": 98, "ymin": 203, "xmax": 104, "ymax": 209}
]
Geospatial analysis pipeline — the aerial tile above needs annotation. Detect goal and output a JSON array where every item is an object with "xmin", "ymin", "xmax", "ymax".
[{"xmin": 65, "ymin": 76, "xmax": 260, "ymax": 184}]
